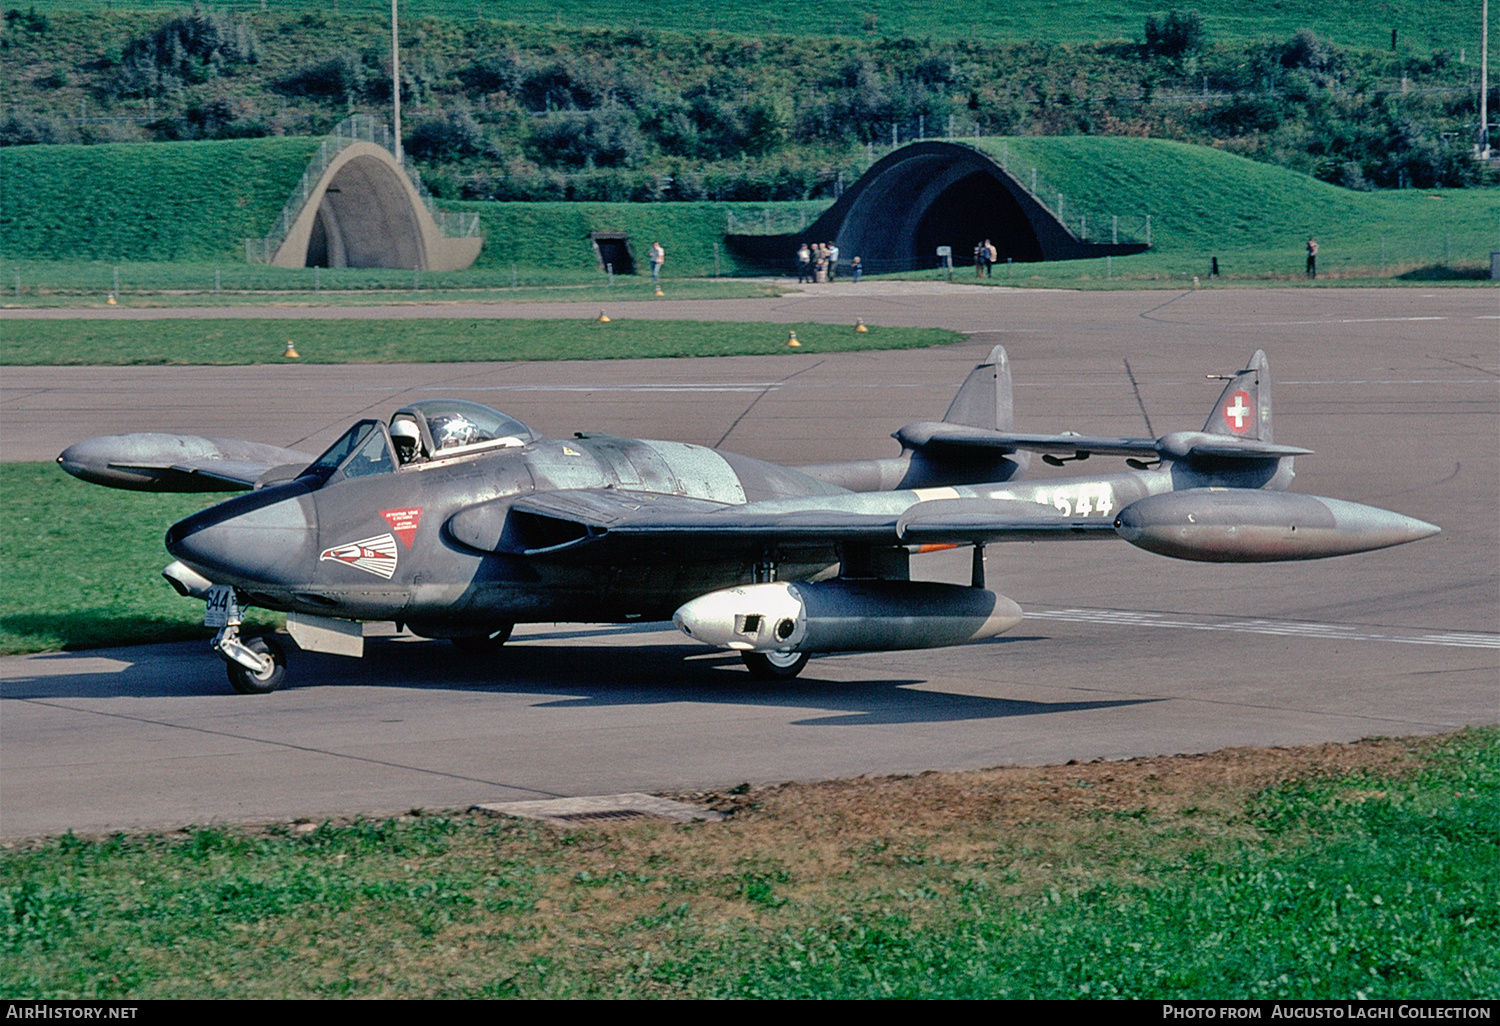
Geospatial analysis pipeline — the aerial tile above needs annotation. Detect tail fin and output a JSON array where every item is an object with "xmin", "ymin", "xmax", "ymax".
[
  {"xmin": 1203, "ymin": 349, "xmax": 1272, "ymax": 442},
  {"xmin": 943, "ymin": 345, "xmax": 1014, "ymax": 431}
]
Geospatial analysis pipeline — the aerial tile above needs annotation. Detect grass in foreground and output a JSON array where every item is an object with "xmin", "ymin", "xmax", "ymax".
[
  {"xmin": 1, "ymin": 728, "xmax": 1493, "ymax": 999},
  {"xmin": 0, "ymin": 464, "xmax": 277, "ymax": 655},
  {"xmin": 0, "ymin": 317, "xmax": 959, "ymax": 366}
]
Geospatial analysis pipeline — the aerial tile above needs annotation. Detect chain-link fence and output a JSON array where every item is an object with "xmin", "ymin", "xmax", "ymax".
[
  {"xmin": 244, "ymin": 114, "xmax": 481, "ymax": 264},
  {"xmin": 9, "ymin": 232, "xmax": 1493, "ymax": 300}
]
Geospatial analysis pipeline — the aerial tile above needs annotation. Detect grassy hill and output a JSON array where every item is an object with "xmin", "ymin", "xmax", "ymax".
[
  {"xmin": 3, "ymin": 134, "xmax": 1495, "ymax": 285},
  {"xmin": 976, "ymin": 137, "xmax": 1500, "ymax": 278},
  {"xmin": 0, "ymin": 137, "xmax": 318, "ymax": 261},
  {"xmin": 9, "ymin": 0, "xmax": 1483, "ymax": 52}
]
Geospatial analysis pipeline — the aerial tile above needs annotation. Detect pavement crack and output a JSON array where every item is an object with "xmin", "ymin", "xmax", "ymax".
[
  {"xmin": 714, "ymin": 359, "xmax": 825, "ymax": 449},
  {"xmin": 15, "ymin": 697, "xmax": 566, "ymax": 798}
]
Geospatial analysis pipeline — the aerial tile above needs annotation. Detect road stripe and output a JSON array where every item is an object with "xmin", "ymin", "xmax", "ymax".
[{"xmin": 1026, "ymin": 608, "xmax": 1500, "ymax": 649}]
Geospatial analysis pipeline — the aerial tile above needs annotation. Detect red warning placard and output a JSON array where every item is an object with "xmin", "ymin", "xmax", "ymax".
[{"xmin": 381, "ymin": 507, "xmax": 423, "ymax": 548}]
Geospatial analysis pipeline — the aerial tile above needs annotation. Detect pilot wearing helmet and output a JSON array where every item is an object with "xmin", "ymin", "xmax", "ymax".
[{"xmin": 390, "ymin": 418, "xmax": 427, "ymax": 465}]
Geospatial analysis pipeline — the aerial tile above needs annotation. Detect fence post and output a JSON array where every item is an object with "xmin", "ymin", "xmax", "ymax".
[
  {"xmin": 713, "ymin": 242, "xmax": 721, "ymax": 278},
  {"xmin": 315, "ymin": 267, "xmax": 320, "ymax": 292},
  {"xmin": 1107, "ymin": 255, "xmax": 1112, "ymax": 279},
  {"xmin": 1145, "ymin": 214, "xmax": 1151, "ymax": 246},
  {"xmin": 14, "ymin": 269, "xmax": 19, "ymax": 298},
  {"xmin": 113, "ymin": 266, "xmax": 120, "ymax": 296},
  {"xmin": 512, "ymin": 263, "xmax": 518, "ymax": 288},
  {"xmin": 1380, "ymin": 237, "xmax": 1385, "ymax": 273},
  {"xmin": 1031, "ymin": 168, "xmax": 1037, "ymax": 195},
  {"xmin": 764, "ymin": 209, "xmax": 771, "ymax": 234},
  {"xmin": 1113, "ymin": 215, "xmax": 1119, "ymax": 245},
  {"xmin": 215, "ymin": 268, "xmax": 221, "ymax": 294}
]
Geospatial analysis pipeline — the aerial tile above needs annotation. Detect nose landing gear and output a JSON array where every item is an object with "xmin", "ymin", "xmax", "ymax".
[{"xmin": 224, "ymin": 634, "xmax": 287, "ymax": 694}]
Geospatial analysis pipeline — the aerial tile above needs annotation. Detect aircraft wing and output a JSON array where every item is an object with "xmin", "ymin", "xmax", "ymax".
[
  {"xmin": 449, "ymin": 489, "xmax": 1114, "ymax": 558},
  {"xmin": 896, "ymin": 422, "xmax": 1312, "ymax": 460},
  {"xmin": 58, "ymin": 434, "xmax": 313, "ymax": 492}
]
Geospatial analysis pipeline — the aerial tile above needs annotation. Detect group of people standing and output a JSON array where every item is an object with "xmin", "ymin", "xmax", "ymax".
[
  {"xmin": 973, "ymin": 239, "xmax": 999, "ymax": 277},
  {"xmin": 795, "ymin": 242, "xmax": 860, "ymax": 283}
]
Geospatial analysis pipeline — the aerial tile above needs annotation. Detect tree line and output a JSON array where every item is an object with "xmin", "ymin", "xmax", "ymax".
[{"xmin": 3, "ymin": 6, "xmax": 1492, "ymax": 199}]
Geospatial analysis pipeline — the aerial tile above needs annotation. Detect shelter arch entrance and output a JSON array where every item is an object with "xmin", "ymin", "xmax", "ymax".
[{"xmin": 725, "ymin": 141, "xmax": 1146, "ymax": 274}]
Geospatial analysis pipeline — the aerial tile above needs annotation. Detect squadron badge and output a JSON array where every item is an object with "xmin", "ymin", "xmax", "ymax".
[{"xmin": 319, "ymin": 533, "xmax": 399, "ymax": 579}]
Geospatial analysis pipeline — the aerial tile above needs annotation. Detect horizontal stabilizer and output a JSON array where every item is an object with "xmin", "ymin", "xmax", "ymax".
[{"xmin": 899, "ymin": 423, "xmax": 1311, "ymax": 461}]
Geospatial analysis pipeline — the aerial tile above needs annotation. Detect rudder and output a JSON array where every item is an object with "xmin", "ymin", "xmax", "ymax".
[
  {"xmin": 1203, "ymin": 349, "xmax": 1272, "ymax": 442},
  {"xmin": 943, "ymin": 345, "xmax": 1014, "ymax": 432}
]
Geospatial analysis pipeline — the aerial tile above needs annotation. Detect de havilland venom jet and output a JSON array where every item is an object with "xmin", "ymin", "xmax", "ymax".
[{"xmin": 58, "ymin": 347, "xmax": 1437, "ymax": 693}]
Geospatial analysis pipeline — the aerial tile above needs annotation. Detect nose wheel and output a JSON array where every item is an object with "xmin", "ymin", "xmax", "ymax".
[
  {"xmin": 225, "ymin": 635, "xmax": 287, "ymax": 694},
  {"xmin": 741, "ymin": 650, "xmax": 810, "ymax": 680}
]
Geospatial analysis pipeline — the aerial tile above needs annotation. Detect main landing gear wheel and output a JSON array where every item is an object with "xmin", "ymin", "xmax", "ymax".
[
  {"xmin": 226, "ymin": 635, "xmax": 287, "ymax": 695},
  {"xmin": 450, "ymin": 624, "xmax": 514, "ymax": 654},
  {"xmin": 741, "ymin": 650, "xmax": 810, "ymax": 680}
]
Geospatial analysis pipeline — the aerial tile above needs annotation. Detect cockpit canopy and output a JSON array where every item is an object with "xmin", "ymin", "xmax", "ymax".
[
  {"xmin": 390, "ymin": 399, "xmax": 536, "ymax": 462},
  {"xmin": 303, "ymin": 400, "xmax": 536, "ymax": 485}
]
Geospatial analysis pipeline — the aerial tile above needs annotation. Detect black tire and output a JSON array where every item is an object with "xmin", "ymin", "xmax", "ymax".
[
  {"xmin": 741, "ymin": 650, "xmax": 810, "ymax": 680},
  {"xmin": 450, "ymin": 623, "xmax": 514, "ymax": 654},
  {"xmin": 226, "ymin": 635, "xmax": 287, "ymax": 695}
]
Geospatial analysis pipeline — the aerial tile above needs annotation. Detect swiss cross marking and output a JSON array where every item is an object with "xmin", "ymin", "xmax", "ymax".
[{"xmin": 1223, "ymin": 390, "xmax": 1253, "ymax": 434}]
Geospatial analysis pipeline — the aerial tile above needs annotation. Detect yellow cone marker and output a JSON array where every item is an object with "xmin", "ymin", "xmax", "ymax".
[
  {"xmin": 106, "ymin": 293, "xmax": 116, "ymax": 305},
  {"xmin": 597, "ymin": 311, "xmax": 611, "ymax": 323},
  {"xmin": 654, "ymin": 286, "xmax": 664, "ymax": 296},
  {"xmin": 786, "ymin": 330, "xmax": 801, "ymax": 348},
  {"xmin": 855, "ymin": 318, "xmax": 868, "ymax": 333},
  {"xmin": 283, "ymin": 341, "xmax": 300, "ymax": 359}
]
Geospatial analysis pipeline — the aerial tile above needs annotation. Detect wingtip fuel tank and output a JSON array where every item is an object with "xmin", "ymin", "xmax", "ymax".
[{"xmin": 1113, "ymin": 489, "xmax": 1439, "ymax": 562}]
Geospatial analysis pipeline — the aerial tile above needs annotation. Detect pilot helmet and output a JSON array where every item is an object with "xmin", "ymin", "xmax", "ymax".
[
  {"xmin": 390, "ymin": 418, "xmax": 422, "ymax": 458},
  {"xmin": 429, "ymin": 413, "xmax": 477, "ymax": 450}
]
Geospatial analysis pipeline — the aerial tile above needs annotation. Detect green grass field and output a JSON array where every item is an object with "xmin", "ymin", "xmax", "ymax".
[
  {"xmin": 1, "ymin": 727, "xmax": 1493, "ymax": 998},
  {"xmin": 0, "ymin": 318, "xmax": 959, "ymax": 366},
  {"xmin": 7, "ymin": 0, "xmax": 1482, "ymax": 52},
  {"xmin": 0, "ymin": 464, "xmax": 273, "ymax": 655}
]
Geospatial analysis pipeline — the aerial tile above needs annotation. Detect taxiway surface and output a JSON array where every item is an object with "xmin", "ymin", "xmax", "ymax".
[{"xmin": 2, "ymin": 286, "xmax": 1496, "ymax": 838}]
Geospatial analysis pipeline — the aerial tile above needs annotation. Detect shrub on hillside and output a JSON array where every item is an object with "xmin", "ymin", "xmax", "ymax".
[
  {"xmin": 279, "ymin": 50, "xmax": 366, "ymax": 101},
  {"xmin": 405, "ymin": 110, "xmax": 486, "ymax": 160},
  {"xmin": 1281, "ymin": 30, "xmax": 1344, "ymax": 84},
  {"xmin": 529, "ymin": 108, "xmax": 644, "ymax": 169},
  {"xmin": 0, "ymin": 111, "xmax": 70, "ymax": 146},
  {"xmin": 108, "ymin": 5, "xmax": 259, "ymax": 98},
  {"xmin": 460, "ymin": 48, "xmax": 526, "ymax": 96},
  {"xmin": 1144, "ymin": 9, "xmax": 1206, "ymax": 60}
]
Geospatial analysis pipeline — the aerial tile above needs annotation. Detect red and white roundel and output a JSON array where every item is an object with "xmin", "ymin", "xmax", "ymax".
[{"xmin": 1221, "ymin": 390, "xmax": 1254, "ymax": 435}]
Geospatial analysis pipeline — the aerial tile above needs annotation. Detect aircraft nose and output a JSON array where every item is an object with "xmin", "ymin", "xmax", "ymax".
[{"xmin": 166, "ymin": 483, "xmax": 317, "ymax": 586}]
